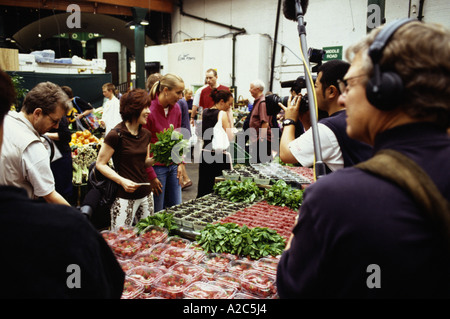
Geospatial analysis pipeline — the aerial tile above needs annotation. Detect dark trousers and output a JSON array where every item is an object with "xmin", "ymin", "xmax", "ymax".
[{"xmin": 197, "ymin": 150, "xmax": 232, "ymax": 198}]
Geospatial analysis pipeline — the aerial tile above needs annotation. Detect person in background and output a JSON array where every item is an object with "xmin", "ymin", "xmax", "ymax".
[
  {"xmin": 279, "ymin": 60, "xmax": 372, "ymax": 173},
  {"xmin": 276, "ymin": 20, "xmax": 450, "ymax": 298},
  {"xmin": 191, "ymin": 69, "xmax": 230, "ymax": 124},
  {"xmin": 197, "ymin": 89, "xmax": 235, "ymax": 198},
  {"xmin": 248, "ymin": 79, "xmax": 274, "ymax": 163},
  {"xmin": 61, "ymin": 86, "xmax": 94, "ymax": 125},
  {"xmin": 184, "ymin": 88, "xmax": 194, "ymax": 114},
  {"xmin": 177, "ymin": 89, "xmax": 193, "ymax": 190},
  {"xmin": 0, "ymin": 81, "xmax": 71, "ymax": 206},
  {"xmin": 101, "ymin": 83, "xmax": 121, "ymax": 136},
  {"xmin": 144, "ymin": 74, "xmax": 185, "ymax": 212},
  {"xmin": 146, "ymin": 73, "xmax": 162, "ymax": 93},
  {"xmin": 0, "ymin": 69, "xmax": 125, "ymax": 298},
  {"xmin": 114, "ymin": 89, "xmax": 123, "ymax": 100},
  {"xmin": 96, "ymin": 88, "xmax": 154, "ymax": 230},
  {"xmin": 178, "ymin": 90, "xmax": 191, "ymax": 135}
]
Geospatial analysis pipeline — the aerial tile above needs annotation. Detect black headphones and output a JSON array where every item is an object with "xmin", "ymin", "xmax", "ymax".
[{"xmin": 366, "ymin": 18, "xmax": 415, "ymax": 111}]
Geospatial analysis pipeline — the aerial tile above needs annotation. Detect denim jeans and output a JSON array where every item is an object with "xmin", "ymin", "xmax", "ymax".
[{"xmin": 153, "ymin": 164, "xmax": 182, "ymax": 212}]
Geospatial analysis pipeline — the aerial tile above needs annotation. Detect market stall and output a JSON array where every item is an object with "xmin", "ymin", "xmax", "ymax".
[
  {"xmin": 75, "ymin": 112, "xmax": 314, "ymax": 299},
  {"xmin": 100, "ymin": 164, "xmax": 313, "ymax": 299}
]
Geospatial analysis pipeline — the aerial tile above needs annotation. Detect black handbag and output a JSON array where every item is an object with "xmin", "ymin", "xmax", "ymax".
[
  {"xmin": 88, "ymin": 129, "xmax": 122, "ymax": 207},
  {"xmin": 88, "ymin": 162, "xmax": 119, "ymax": 207}
]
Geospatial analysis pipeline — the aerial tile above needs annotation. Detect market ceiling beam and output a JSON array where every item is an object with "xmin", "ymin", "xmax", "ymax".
[
  {"xmin": 84, "ymin": 0, "xmax": 173, "ymax": 13},
  {"xmin": 0, "ymin": 0, "xmax": 174, "ymax": 15}
]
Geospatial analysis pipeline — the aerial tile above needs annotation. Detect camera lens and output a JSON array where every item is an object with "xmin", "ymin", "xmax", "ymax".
[
  {"xmin": 265, "ymin": 94, "xmax": 283, "ymax": 116},
  {"xmin": 299, "ymin": 95, "xmax": 309, "ymax": 113}
]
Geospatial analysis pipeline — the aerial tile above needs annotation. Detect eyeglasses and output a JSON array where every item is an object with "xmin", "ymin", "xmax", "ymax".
[
  {"xmin": 337, "ymin": 74, "xmax": 367, "ymax": 94},
  {"xmin": 46, "ymin": 113, "xmax": 61, "ymax": 126}
]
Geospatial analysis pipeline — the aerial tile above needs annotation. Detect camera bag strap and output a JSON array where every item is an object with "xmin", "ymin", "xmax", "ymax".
[{"xmin": 356, "ymin": 149, "xmax": 450, "ymax": 249}]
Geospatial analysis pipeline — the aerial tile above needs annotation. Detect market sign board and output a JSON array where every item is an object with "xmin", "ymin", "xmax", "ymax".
[
  {"xmin": 322, "ymin": 46, "xmax": 343, "ymax": 61},
  {"xmin": 168, "ymin": 41, "xmax": 204, "ymax": 90}
]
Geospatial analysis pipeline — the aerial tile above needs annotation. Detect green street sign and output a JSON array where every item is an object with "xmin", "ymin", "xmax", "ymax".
[{"xmin": 323, "ymin": 46, "xmax": 343, "ymax": 61}]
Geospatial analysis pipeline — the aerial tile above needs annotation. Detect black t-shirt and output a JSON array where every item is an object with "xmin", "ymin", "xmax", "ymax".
[
  {"xmin": 104, "ymin": 122, "xmax": 152, "ymax": 199},
  {"xmin": 0, "ymin": 185, "xmax": 125, "ymax": 298}
]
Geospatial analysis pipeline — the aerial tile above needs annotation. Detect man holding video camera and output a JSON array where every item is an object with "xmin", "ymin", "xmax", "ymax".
[{"xmin": 278, "ymin": 60, "xmax": 372, "ymax": 173}]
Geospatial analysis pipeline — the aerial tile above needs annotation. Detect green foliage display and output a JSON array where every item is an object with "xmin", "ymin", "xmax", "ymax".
[
  {"xmin": 213, "ymin": 180, "xmax": 263, "ymax": 204},
  {"xmin": 150, "ymin": 125, "xmax": 189, "ymax": 166},
  {"xmin": 196, "ymin": 223, "xmax": 286, "ymax": 260}
]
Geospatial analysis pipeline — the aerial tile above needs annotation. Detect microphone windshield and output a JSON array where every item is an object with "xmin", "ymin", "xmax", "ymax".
[{"xmin": 283, "ymin": 0, "xmax": 309, "ymax": 21}]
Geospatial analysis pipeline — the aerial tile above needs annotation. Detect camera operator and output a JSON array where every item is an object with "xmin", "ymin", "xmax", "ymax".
[{"xmin": 279, "ymin": 60, "xmax": 372, "ymax": 173}]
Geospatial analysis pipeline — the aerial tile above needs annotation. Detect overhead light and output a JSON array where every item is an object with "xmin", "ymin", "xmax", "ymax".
[
  {"xmin": 125, "ymin": 21, "xmax": 135, "ymax": 29},
  {"xmin": 140, "ymin": 20, "xmax": 149, "ymax": 26}
]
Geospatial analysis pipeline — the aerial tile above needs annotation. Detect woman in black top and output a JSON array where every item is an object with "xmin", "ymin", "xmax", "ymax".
[
  {"xmin": 96, "ymin": 89, "xmax": 154, "ymax": 230},
  {"xmin": 196, "ymin": 89, "xmax": 234, "ymax": 198}
]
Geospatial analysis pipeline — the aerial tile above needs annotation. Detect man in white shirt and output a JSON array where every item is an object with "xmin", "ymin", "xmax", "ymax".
[
  {"xmin": 101, "ymin": 83, "xmax": 122, "ymax": 136},
  {"xmin": 0, "ymin": 81, "xmax": 71, "ymax": 205},
  {"xmin": 279, "ymin": 60, "xmax": 372, "ymax": 173}
]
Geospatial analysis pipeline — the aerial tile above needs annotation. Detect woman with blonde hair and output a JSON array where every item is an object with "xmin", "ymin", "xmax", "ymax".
[{"xmin": 144, "ymin": 73, "xmax": 186, "ymax": 212}]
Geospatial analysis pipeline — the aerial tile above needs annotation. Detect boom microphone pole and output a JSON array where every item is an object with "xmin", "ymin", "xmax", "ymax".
[{"xmin": 283, "ymin": 0, "xmax": 327, "ymax": 179}]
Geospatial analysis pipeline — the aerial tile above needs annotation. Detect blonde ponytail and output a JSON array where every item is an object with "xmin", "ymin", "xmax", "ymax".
[{"xmin": 149, "ymin": 74, "xmax": 185, "ymax": 100}]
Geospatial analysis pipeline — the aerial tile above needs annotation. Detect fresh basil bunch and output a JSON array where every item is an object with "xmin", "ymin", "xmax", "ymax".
[
  {"xmin": 213, "ymin": 180, "xmax": 263, "ymax": 203},
  {"xmin": 150, "ymin": 124, "xmax": 189, "ymax": 166},
  {"xmin": 135, "ymin": 211, "xmax": 178, "ymax": 235},
  {"xmin": 196, "ymin": 223, "xmax": 285, "ymax": 259},
  {"xmin": 264, "ymin": 180, "xmax": 304, "ymax": 210}
]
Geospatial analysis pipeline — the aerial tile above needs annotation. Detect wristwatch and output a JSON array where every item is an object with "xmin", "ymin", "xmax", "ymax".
[{"xmin": 282, "ymin": 119, "xmax": 296, "ymax": 126}]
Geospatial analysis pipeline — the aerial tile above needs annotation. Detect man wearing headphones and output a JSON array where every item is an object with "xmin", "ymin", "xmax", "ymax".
[{"xmin": 276, "ymin": 19, "xmax": 450, "ymax": 298}]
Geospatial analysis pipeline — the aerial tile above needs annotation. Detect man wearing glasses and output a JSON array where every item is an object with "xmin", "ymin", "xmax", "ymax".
[
  {"xmin": 0, "ymin": 81, "xmax": 72, "ymax": 205},
  {"xmin": 277, "ymin": 20, "xmax": 450, "ymax": 298},
  {"xmin": 279, "ymin": 60, "xmax": 372, "ymax": 173}
]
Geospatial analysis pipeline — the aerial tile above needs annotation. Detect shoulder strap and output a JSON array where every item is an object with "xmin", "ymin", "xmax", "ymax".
[
  {"xmin": 41, "ymin": 134, "xmax": 55, "ymax": 162},
  {"xmin": 111, "ymin": 127, "xmax": 123, "ymax": 171},
  {"xmin": 72, "ymin": 97, "xmax": 82, "ymax": 113},
  {"xmin": 218, "ymin": 110, "xmax": 224, "ymax": 120},
  {"xmin": 356, "ymin": 149, "xmax": 450, "ymax": 249}
]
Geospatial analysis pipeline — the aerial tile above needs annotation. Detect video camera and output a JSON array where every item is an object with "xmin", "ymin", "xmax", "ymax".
[
  {"xmin": 266, "ymin": 48, "xmax": 324, "ymax": 116},
  {"xmin": 265, "ymin": 75, "xmax": 315, "ymax": 116}
]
